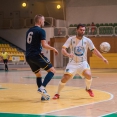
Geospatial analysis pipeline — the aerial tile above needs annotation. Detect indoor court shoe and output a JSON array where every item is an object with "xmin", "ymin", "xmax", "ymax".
[
  {"xmin": 41, "ymin": 96, "xmax": 50, "ymax": 101},
  {"xmin": 86, "ymin": 89, "xmax": 94, "ymax": 97},
  {"xmin": 53, "ymin": 94, "xmax": 60, "ymax": 99},
  {"xmin": 38, "ymin": 88, "xmax": 50, "ymax": 100}
]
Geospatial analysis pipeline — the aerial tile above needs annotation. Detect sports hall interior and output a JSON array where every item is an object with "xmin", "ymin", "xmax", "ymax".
[{"xmin": 0, "ymin": 0, "xmax": 117, "ymax": 117}]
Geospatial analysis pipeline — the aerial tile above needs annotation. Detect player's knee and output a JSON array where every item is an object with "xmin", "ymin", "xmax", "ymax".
[
  {"xmin": 83, "ymin": 70, "xmax": 92, "ymax": 80},
  {"xmin": 48, "ymin": 67, "xmax": 56, "ymax": 74},
  {"xmin": 61, "ymin": 74, "xmax": 71, "ymax": 83},
  {"xmin": 85, "ymin": 73, "xmax": 92, "ymax": 80},
  {"xmin": 35, "ymin": 71, "xmax": 41, "ymax": 77}
]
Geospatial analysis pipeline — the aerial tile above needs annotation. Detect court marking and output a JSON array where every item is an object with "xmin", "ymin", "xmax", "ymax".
[
  {"xmin": 100, "ymin": 111, "xmax": 117, "ymax": 117},
  {"xmin": 40, "ymin": 88, "xmax": 113, "ymax": 115},
  {"xmin": 0, "ymin": 87, "xmax": 7, "ymax": 90},
  {"xmin": 23, "ymin": 76, "xmax": 98, "ymax": 79}
]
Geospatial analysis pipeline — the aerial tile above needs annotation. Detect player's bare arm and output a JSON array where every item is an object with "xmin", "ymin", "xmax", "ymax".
[
  {"xmin": 62, "ymin": 47, "xmax": 74, "ymax": 58},
  {"xmin": 41, "ymin": 40, "xmax": 58, "ymax": 55},
  {"xmin": 92, "ymin": 48, "xmax": 108, "ymax": 64}
]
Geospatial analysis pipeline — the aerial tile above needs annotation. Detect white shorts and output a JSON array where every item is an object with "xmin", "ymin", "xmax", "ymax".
[{"xmin": 64, "ymin": 61, "xmax": 90, "ymax": 78}]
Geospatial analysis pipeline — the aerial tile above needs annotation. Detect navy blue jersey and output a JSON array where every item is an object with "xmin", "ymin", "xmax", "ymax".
[{"xmin": 26, "ymin": 26, "xmax": 46, "ymax": 57}]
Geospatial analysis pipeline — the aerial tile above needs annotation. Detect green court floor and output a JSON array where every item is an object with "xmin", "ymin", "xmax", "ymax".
[
  {"xmin": 0, "ymin": 112, "xmax": 117, "ymax": 117},
  {"xmin": 102, "ymin": 112, "xmax": 117, "ymax": 117},
  {"xmin": 0, "ymin": 113, "xmax": 76, "ymax": 117}
]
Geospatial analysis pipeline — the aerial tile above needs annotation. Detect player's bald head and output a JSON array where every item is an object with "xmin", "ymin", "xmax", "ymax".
[{"xmin": 34, "ymin": 14, "xmax": 45, "ymax": 27}]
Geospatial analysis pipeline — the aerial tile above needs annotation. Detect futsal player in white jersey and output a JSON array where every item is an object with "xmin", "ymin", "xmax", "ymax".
[{"xmin": 53, "ymin": 24, "xmax": 108, "ymax": 99}]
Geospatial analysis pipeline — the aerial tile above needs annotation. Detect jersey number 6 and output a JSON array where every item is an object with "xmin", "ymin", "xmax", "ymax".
[{"xmin": 27, "ymin": 32, "xmax": 33, "ymax": 44}]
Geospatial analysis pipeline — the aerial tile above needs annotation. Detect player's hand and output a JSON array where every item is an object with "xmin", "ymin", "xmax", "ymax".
[
  {"xmin": 68, "ymin": 53, "xmax": 74, "ymax": 58},
  {"xmin": 53, "ymin": 48, "xmax": 58, "ymax": 55},
  {"xmin": 103, "ymin": 58, "xmax": 109, "ymax": 64}
]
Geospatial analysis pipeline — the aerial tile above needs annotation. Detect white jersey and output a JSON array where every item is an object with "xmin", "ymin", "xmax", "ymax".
[{"xmin": 63, "ymin": 36, "xmax": 95, "ymax": 63}]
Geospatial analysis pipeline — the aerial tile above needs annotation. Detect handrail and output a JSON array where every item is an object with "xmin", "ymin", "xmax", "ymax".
[{"xmin": 0, "ymin": 18, "xmax": 117, "ymax": 36}]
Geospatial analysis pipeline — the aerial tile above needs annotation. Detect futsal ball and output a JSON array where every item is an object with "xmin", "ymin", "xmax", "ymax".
[{"xmin": 100, "ymin": 42, "xmax": 111, "ymax": 53}]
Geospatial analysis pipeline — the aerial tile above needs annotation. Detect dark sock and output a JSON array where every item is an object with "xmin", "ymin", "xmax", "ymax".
[
  {"xmin": 5, "ymin": 64, "xmax": 7, "ymax": 70},
  {"xmin": 6, "ymin": 65, "xmax": 8, "ymax": 70},
  {"xmin": 42, "ymin": 72, "xmax": 54, "ymax": 87},
  {"xmin": 36, "ymin": 77, "xmax": 42, "ymax": 88}
]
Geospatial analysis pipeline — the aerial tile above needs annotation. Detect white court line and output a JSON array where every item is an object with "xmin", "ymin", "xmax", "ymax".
[
  {"xmin": 99, "ymin": 110, "xmax": 117, "ymax": 117},
  {"xmin": 40, "ymin": 88, "xmax": 113, "ymax": 116}
]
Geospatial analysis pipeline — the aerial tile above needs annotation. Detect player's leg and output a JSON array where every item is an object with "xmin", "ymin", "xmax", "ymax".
[
  {"xmin": 81, "ymin": 62, "xmax": 94, "ymax": 97},
  {"xmin": 26, "ymin": 57, "xmax": 42, "ymax": 88},
  {"xmin": 37, "ymin": 54, "xmax": 55, "ymax": 88},
  {"xmin": 83, "ymin": 69, "xmax": 92, "ymax": 89},
  {"xmin": 53, "ymin": 73, "xmax": 73, "ymax": 99},
  {"xmin": 26, "ymin": 57, "xmax": 49, "ymax": 100},
  {"xmin": 38, "ymin": 67, "xmax": 56, "ymax": 101},
  {"xmin": 3, "ymin": 59, "xmax": 7, "ymax": 71},
  {"xmin": 83, "ymin": 70, "xmax": 94, "ymax": 97},
  {"xmin": 41, "ymin": 66, "xmax": 55, "ymax": 87},
  {"xmin": 35, "ymin": 70, "xmax": 50, "ymax": 101},
  {"xmin": 35, "ymin": 70, "xmax": 42, "ymax": 88},
  {"xmin": 35, "ymin": 54, "xmax": 55, "ymax": 100},
  {"xmin": 53, "ymin": 62, "xmax": 76, "ymax": 99},
  {"xmin": 26, "ymin": 57, "xmax": 50, "ymax": 100},
  {"xmin": 5, "ymin": 59, "xmax": 8, "ymax": 71}
]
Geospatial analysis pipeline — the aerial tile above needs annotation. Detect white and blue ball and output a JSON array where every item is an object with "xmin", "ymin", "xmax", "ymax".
[{"xmin": 100, "ymin": 42, "xmax": 111, "ymax": 53}]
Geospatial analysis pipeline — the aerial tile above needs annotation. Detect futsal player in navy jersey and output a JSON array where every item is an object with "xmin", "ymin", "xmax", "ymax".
[{"xmin": 26, "ymin": 14, "xmax": 58, "ymax": 101}]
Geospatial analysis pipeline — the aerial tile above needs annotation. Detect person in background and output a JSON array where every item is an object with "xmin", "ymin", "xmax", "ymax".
[
  {"xmin": 91, "ymin": 22, "xmax": 96, "ymax": 35},
  {"xmin": 1, "ymin": 48, "xmax": 10, "ymax": 71}
]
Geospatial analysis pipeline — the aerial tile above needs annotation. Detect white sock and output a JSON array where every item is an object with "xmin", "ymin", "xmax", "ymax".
[
  {"xmin": 40, "ymin": 85, "xmax": 45, "ymax": 89},
  {"xmin": 56, "ymin": 81, "xmax": 66, "ymax": 95},
  {"xmin": 85, "ymin": 78, "xmax": 92, "ymax": 90}
]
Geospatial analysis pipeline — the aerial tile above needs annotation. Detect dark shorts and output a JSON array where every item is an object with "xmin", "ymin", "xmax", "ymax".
[
  {"xmin": 3, "ymin": 59, "xmax": 8, "ymax": 64},
  {"xmin": 26, "ymin": 54, "xmax": 53, "ymax": 73}
]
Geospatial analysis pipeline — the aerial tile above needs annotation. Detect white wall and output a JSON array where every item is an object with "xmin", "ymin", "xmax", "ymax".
[
  {"xmin": 56, "ymin": 19, "xmax": 66, "ymax": 27},
  {"xmin": 66, "ymin": 5, "xmax": 117, "ymax": 26},
  {"xmin": 0, "ymin": 27, "xmax": 54, "ymax": 59}
]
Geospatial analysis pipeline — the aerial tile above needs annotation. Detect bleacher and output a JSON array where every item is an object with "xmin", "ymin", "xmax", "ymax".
[
  {"xmin": 68, "ymin": 23, "xmax": 117, "ymax": 36},
  {"xmin": 0, "ymin": 39, "xmax": 25, "ymax": 64},
  {"xmin": 69, "ymin": 23, "xmax": 117, "ymax": 27}
]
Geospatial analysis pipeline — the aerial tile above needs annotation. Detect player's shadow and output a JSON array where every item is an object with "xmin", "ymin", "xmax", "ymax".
[{"xmin": 0, "ymin": 97, "xmax": 43, "ymax": 103}]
